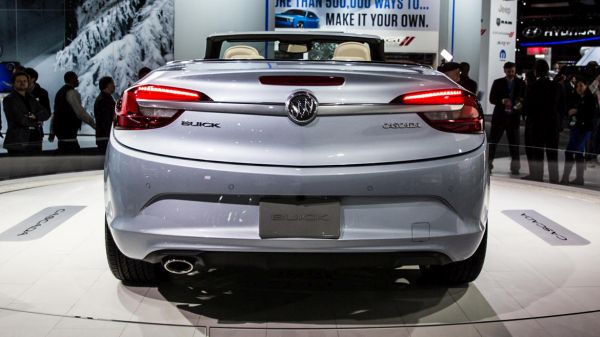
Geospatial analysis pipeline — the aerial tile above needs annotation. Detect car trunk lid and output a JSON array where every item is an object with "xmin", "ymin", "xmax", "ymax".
[{"xmin": 113, "ymin": 61, "xmax": 484, "ymax": 167}]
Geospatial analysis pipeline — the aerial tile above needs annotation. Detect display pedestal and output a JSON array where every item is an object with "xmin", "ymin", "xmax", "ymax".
[{"xmin": 0, "ymin": 172, "xmax": 599, "ymax": 336}]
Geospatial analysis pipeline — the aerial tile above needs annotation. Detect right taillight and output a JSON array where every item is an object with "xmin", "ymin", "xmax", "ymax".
[
  {"xmin": 393, "ymin": 89, "xmax": 484, "ymax": 134},
  {"xmin": 115, "ymin": 85, "xmax": 211, "ymax": 130}
]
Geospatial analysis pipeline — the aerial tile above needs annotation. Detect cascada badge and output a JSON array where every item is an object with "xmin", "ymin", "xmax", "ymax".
[{"xmin": 383, "ymin": 122, "xmax": 422, "ymax": 129}]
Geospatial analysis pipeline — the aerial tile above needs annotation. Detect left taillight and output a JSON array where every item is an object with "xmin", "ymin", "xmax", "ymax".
[
  {"xmin": 115, "ymin": 85, "xmax": 210, "ymax": 130},
  {"xmin": 392, "ymin": 89, "xmax": 484, "ymax": 134}
]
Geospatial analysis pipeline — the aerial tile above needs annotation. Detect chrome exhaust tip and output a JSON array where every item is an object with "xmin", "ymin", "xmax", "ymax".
[{"xmin": 163, "ymin": 258, "xmax": 195, "ymax": 275}]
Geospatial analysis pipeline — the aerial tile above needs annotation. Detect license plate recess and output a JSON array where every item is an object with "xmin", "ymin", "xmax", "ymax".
[{"xmin": 259, "ymin": 199, "xmax": 341, "ymax": 239}]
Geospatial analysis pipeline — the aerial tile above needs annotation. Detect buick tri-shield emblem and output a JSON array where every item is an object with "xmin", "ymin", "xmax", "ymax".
[{"xmin": 286, "ymin": 91, "xmax": 318, "ymax": 125}]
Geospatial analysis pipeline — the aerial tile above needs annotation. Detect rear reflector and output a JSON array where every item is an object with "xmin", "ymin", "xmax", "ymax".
[
  {"xmin": 393, "ymin": 89, "xmax": 483, "ymax": 134},
  {"xmin": 259, "ymin": 76, "xmax": 345, "ymax": 86},
  {"xmin": 115, "ymin": 85, "xmax": 210, "ymax": 130}
]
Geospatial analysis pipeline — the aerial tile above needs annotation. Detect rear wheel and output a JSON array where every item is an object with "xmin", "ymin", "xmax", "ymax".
[
  {"xmin": 297, "ymin": 22, "xmax": 304, "ymax": 28},
  {"xmin": 105, "ymin": 219, "xmax": 158, "ymax": 285},
  {"xmin": 420, "ymin": 226, "xmax": 487, "ymax": 285}
]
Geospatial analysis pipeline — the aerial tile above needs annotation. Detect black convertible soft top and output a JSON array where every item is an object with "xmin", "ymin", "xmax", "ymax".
[{"xmin": 205, "ymin": 31, "xmax": 386, "ymax": 62}]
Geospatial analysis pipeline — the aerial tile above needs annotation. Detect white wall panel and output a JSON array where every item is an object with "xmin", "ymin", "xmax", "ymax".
[
  {"xmin": 174, "ymin": 0, "xmax": 275, "ymax": 60},
  {"xmin": 438, "ymin": 0, "xmax": 483, "ymax": 83}
]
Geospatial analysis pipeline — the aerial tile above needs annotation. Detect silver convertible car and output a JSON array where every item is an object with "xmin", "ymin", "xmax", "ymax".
[{"xmin": 105, "ymin": 32, "xmax": 489, "ymax": 285}]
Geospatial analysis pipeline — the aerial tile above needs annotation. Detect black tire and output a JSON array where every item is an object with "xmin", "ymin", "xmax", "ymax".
[
  {"xmin": 105, "ymin": 219, "xmax": 158, "ymax": 285},
  {"xmin": 297, "ymin": 22, "xmax": 304, "ymax": 28},
  {"xmin": 420, "ymin": 226, "xmax": 487, "ymax": 285}
]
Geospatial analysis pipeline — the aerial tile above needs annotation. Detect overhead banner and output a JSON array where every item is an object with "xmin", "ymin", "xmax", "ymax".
[
  {"xmin": 273, "ymin": 0, "xmax": 440, "ymax": 53},
  {"xmin": 521, "ymin": 25, "xmax": 600, "ymax": 44}
]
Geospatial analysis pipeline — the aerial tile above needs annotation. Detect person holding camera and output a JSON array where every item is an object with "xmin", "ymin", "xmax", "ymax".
[
  {"xmin": 2, "ymin": 72, "xmax": 50, "ymax": 155},
  {"xmin": 560, "ymin": 77, "xmax": 598, "ymax": 185}
]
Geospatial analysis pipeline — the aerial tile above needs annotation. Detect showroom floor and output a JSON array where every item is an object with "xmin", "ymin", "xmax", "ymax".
[{"xmin": 0, "ymin": 172, "xmax": 600, "ymax": 337}]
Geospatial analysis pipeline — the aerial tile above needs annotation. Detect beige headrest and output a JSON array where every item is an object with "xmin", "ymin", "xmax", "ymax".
[
  {"xmin": 332, "ymin": 42, "xmax": 371, "ymax": 61},
  {"xmin": 223, "ymin": 45, "xmax": 264, "ymax": 60}
]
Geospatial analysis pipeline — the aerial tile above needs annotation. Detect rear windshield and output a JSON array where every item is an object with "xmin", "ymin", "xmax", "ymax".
[{"xmin": 218, "ymin": 40, "xmax": 372, "ymax": 62}]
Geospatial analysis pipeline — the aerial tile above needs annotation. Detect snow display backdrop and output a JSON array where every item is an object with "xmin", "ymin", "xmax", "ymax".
[{"xmin": 55, "ymin": 0, "xmax": 175, "ymax": 111}]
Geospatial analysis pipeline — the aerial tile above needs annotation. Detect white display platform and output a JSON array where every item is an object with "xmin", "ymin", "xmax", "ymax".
[{"xmin": 1, "ymin": 171, "xmax": 600, "ymax": 337}]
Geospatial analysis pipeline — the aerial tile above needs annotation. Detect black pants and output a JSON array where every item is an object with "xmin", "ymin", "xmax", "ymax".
[
  {"xmin": 6, "ymin": 130, "xmax": 42, "ymax": 156},
  {"xmin": 7, "ymin": 149, "xmax": 31, "ymax": 156},
  {"xmin": 57, "ymin": 131, "xmax": 81, "ymax": 155},
  {"xmin": 96, "ymin": 140, "xmax": 108, "ymax": 154},
  {"xmin": 528, "ymin": 125, "xmax": 560, "ymax": 182},
  {"xmin": 488, "ymin": 113, "xmax": 521, "ymax": 171}
]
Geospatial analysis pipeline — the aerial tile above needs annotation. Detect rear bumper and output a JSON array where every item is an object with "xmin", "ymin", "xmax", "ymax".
[
  {"xmin": 144, "ymin": 251, "xmax": 453, "ymax": 269},
  {"xmin": 105, "ymin": 135, "xmax": 489, "ymax": 264}
]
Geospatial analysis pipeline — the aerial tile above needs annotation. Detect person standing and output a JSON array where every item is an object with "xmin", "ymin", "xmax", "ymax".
[
  {"xmin": 94, "ymin": 76, "xmax": 116, "ymax": 154},
  {"xmin": 459, "ymin": 62, "xmax": 478, "ymax": 94},
  {"xmin": 560, "ymin": 78, "xmax": 598, "ymax": 185},
  {"xmin": 2, "ymin": 72, "xmax": 50, "ymax": 155},
  {"xmin": 523, "ymin": 60, "xmax": 565, "ymax": 183},
  {"xmin": 25, "ymin": 68, "xmax": 51, "ymax": 141},
  {"xmin": 50, "ymin": 71, "xmax": 95, "ymax": 154},
  {"xmin": 138, "ymin": 67, "xmax": 152, "ymax": 80},
  {"xmin": 437, "ymin": 62, "xmax": 461, "ymax": 83},
  {"xmin": 488, "ymin": 62, "xmax": 526, "ymax": 174},
  {"xmin": 590, "ymin": 74, "xmax": 600, "ymax": 158},
  {"xmin": 24, "ymin": 68, "xmax": 50, "ymax": 112}
]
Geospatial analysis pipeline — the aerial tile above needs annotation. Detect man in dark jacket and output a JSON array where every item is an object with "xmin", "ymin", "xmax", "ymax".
[
  {"xmin": 94, "ymin": 76, "xmax": 116, "ymax": 154},
  {"xmin": 459, "ymin": 62, "xmax": 478, "ymax": 94},
  {"xmin": 523, "ymin": 59, "xmax": 565, "ymax": 183},
  {"xmin": 51, "ymin": 71, "xmax": 96, "ymax": 154},
  {"xmin": 25, "ymin": 68, "xmax": 50, "ymax": 141},
  {"xmin": 25, "ymin": 68, "xmax": 50, "ymax": 112},
  {"xmin": 2, "ymin": 72, "xmax": 50, "ymax": 155},
  {"xmin": 488, "ymin": 61, "xmax": 526, "ymax": 174}
]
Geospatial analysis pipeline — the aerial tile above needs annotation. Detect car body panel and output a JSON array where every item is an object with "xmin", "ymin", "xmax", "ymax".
[
  {"xmin": 105, "ymin": 32, "xmax": 489, "ymax": 270},
  {"xmin": 105, "ymin": 134, "xmax": 488, "ymax": 262},
  {"xmin": 114, "ymin": 110, "xmax": 483, "ymax": 166},
  {"xmin": 114, "ymin": 61, "xmax": 484, "ymax": 166}
]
